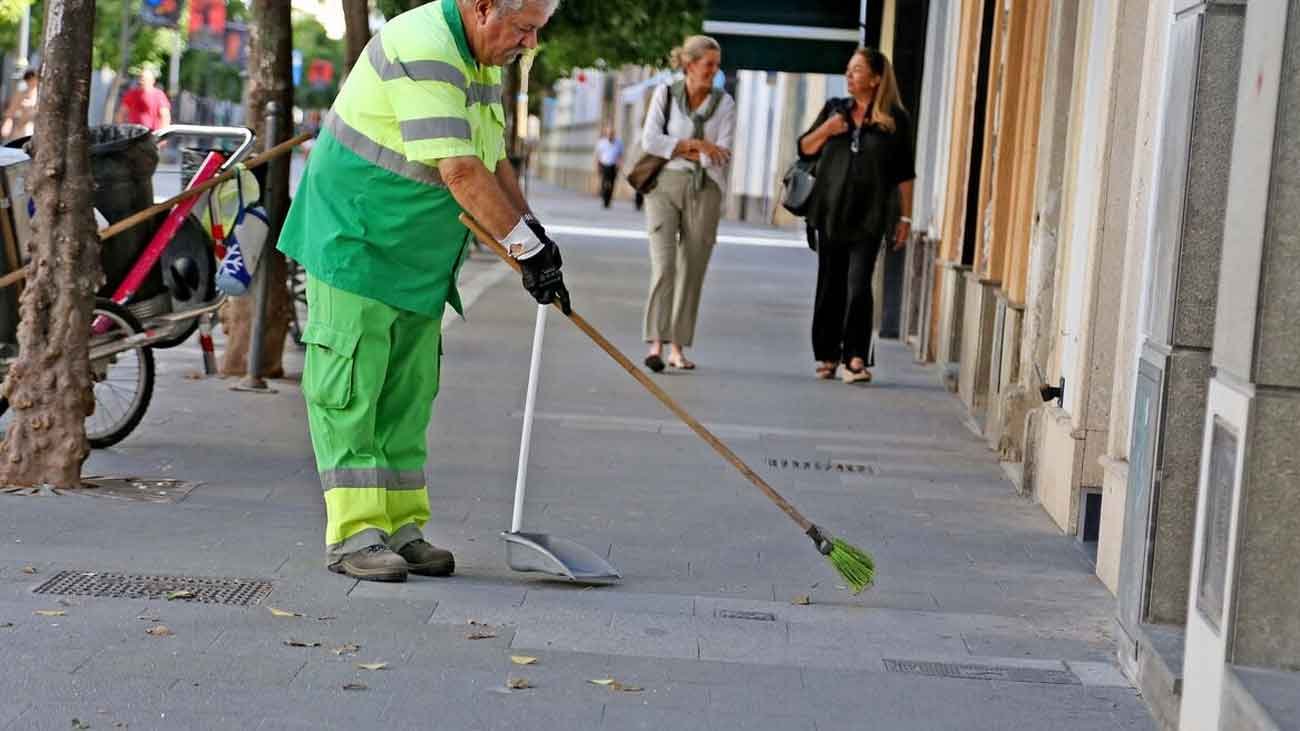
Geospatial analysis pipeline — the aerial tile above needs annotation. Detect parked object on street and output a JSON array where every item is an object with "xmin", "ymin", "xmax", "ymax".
[
  {"xmin": 797, "ymin": 48, "xmax": 915, "ymax": 384},
  {"xmin": 503, "ymin": 303, "xmax": 621, "ymax": 583},
  {"xmin": 463, "ymin": 213, "xmax": 876, "ymax": 593},
  {"xmin": 639, "ymin": 35, "xmax": 737, "ymax": 374},
  {"xmin": 0, "ymin": 124, "xmax": 262, "ymax": 448}
]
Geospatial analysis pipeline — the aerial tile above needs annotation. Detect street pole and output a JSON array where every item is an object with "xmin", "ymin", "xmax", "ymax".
[
  {"xmin": 10, "ymin": 2, "xmax": 30, "ymax": 102},
  {"xmin": 16, "ymin": 4, "xmax": 29, "ymax": 71},
  {"xmin": 236, "ymin": 101, "xmax": 281, "ymax": 393},
  {"xmin": 860, "ymin": 0, "xmax": 869, "ymax": 46},
  {"xmin": 169, "ymin": 29, "xmax": 182, "ymax": 100}
]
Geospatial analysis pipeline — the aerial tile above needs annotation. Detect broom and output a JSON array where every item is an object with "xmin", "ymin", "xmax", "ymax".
[{"xmin": 459, "ymin": 214, "xmax": 875, "ymax": 593}]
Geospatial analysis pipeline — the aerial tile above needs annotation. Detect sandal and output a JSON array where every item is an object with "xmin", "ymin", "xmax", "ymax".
[
  {"xmin": 644, "ymin": 354, "xmax": 665, "ymax": 373},
  {"xmin": 668, "ymin": 355, "xmax": 695, "ymax": 370},
  {"xmin": 841, "ymin": 364, "xmax": 872, "ymax": 384},
  {"xmin": 815, "ymin": 363, "xmax": 837, "ymax": 380}
]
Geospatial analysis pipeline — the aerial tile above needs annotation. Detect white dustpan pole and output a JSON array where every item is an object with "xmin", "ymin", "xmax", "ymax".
[{"xmin": 511, "ymin": 304, "xmax": 548, "ymax": 533}]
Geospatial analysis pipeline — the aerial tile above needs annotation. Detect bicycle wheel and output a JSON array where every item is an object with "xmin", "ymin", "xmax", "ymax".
[{"xmin": 86, "ymin": 298, "xmax": 155, "ymax": 448}]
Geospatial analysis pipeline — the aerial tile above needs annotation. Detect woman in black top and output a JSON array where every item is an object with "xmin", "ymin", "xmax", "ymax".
[{"xmin": 798, "ymin": 48, "xmax": 915, "ymax": 383}]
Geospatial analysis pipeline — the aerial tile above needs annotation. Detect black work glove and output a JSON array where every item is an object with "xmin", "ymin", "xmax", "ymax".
[{"xmin": 518, "ymin": 217, "xmax": 572, "ymax": 315}]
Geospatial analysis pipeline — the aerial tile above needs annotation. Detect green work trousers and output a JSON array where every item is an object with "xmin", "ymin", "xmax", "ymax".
[{"xmin": 301, "ymin": 276, "xmax": 442, "ymax": 564}]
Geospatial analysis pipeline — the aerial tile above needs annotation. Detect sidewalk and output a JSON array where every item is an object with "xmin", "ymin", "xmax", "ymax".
[{"xmin": 0, "ymin": 184, "xmax": 1152, "ymax": 730}]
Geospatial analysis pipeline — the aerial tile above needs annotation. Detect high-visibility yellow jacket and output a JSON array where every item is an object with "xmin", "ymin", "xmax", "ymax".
[{"xmin": 278, "ymin": 0, "xmax": 506, "ymax": 318}]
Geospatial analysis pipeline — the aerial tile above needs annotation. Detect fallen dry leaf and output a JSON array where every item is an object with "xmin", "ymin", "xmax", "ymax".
[
  {"xmin": 509, "ymin": 655, "xmax": 538, "ymax": 666},
  {"xmin": 34, "ymin": 610, "xmax": 66, "ymax": 617},
  {"xmin": 468, "ymin": 619, "xmax": 490, "ymax": 627},
  {"xmin": 792, "ymin": 595, "xmax": 812, "ymax": 606},
  {"xmin": 342, "ymin": 682, "xmax": 368, "ymax": 691},
  {"xmin": 71, "ymin": 719, "xmax": 91, "ymax": 730},
  {"xmin": 145, "ymin": 625, "xmax": 174, "ymax": 637},
  {"xmin": 21, "ymin": 566, "xmax": 36, "ymax": 575},
  {"xmin": 165, "ymin": 590, "xmax": 196, "ymax": 601},
  {"xmin": 332, "ymin": 643, "xmax": 361, "ymax": 656},
  {"xmin": 268, "ymin": 607, "xmax": 303, "ymax": 618},
  {"xmin": 183, "ymin": 371, "xmax": 204, "ymax": 380},
  {"xmin": 506, "ymin": 677, "xmax": 532, "ymax": 690},
  {"xmin": 114, "ymin": 723, "xmax": 128, "ymax": 729},
  {"xmin": 283, "ymin": 639, "xmax": 321, "ymax": 648},
  {"xmin": 465, "ymin": 631, "xmax": 497, "ymax": 640},
  {"xmin": 355, "ymin": 662, "xmax": 388, "ymax": 671},
  {"xmin": 589, "ymin": 678, "xmax": 642, "ymax": 692}
]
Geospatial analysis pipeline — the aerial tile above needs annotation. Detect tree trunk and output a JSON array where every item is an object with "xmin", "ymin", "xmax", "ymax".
[
  {"xmin": 0, "ymin": 0, "xmax": 100, "ymax": 488},
  {"xmin": 220, "ymin": 0, "xmax": 294, "ymax": 378},
  {"xmin": 343, "ymin": 0, "xmax": 371, "ymax": 72}
]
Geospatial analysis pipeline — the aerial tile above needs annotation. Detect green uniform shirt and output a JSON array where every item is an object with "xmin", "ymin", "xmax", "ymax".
[{"xmin": 278, "ymin": 0, "xmax": 506, "ymax": 318}]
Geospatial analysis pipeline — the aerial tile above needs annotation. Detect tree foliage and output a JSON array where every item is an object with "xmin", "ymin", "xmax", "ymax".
[
  {"xmin": 535, "ymin": 0, "xmax": 702, "ymax": 81},
  {"xmin": 374, "ymin": 0, "xmax": 427, "ymax": 21},
  {"xmin": 292, "ymin": 13, "xmax": 344, "ymax": 110},
  {"xmin": 373, "ymin": 0, "xmax": 703, "ymax": 90}
]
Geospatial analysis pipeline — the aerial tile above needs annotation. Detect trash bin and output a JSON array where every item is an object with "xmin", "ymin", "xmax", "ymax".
[{"xmin": 25, "ymin": 125, "xmax": 169, "ymax": 300}]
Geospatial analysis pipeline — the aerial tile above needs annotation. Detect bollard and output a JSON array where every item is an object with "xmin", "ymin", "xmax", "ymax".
[{"xmin": 234, "ymin": 101, "xmax": 282, "ymax": 394}]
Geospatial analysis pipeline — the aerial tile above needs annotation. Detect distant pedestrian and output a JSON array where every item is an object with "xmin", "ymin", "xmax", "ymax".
[
  {"xmin": 1, "ymin": 69, "xmax": 38, "ymax": 142},
  {"xmin": 639, "ymin": 35, "xmax": 735, "ymax": 373},
  {"xmin": 797, "ymin": 48, "xmax": 914, "ymax": 384},
  {"xmin": 594, "ymin": 126, "xmax": 623, "ymax": 208},
  {"xmin": 118, "ymin": 67, "xmax": 172, "ymax": 131}
]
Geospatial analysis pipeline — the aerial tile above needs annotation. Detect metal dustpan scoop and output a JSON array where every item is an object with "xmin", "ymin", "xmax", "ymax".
[{"xmin": 502, "ymin": 305, "xmax": 620, "ymax": 583}]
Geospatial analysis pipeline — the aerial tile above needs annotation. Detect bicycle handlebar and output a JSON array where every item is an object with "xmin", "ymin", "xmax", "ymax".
[{"xmin": 152, "ymin": 125, "xmax": 257, "ymax": 169}]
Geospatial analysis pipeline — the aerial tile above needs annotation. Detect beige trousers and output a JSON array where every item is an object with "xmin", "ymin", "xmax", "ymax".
[{"xmin": 643, "ymin": 171, "xmax": 722, "ymax": 347}]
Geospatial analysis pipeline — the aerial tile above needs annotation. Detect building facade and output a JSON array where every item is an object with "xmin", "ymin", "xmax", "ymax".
[{"xmin": 906, "ymin": 1, "xmax": 1298, "ymax": 729}]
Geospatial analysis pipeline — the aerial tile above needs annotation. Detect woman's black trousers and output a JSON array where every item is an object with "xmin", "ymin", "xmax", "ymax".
[{"xmin": 812, "ymin": 232, "xmax": 882, "ymax": 367}]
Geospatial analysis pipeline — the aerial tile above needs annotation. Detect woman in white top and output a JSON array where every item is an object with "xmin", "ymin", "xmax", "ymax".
[{"xmin": 639, "ymin": 35, "xmax": 736, "ymax": 373}]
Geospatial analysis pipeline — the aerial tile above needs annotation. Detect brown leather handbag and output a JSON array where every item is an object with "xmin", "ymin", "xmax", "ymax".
[{"xmin": 626, "ymin": 86, "xmax": 674, "ymax": 195}]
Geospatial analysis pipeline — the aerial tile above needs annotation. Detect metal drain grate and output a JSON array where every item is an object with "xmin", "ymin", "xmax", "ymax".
[
  {"xmin": 715, "ymin": 609, "xmax": 777, "ymax": 622},
  {"xmin": 883, "ymin": 659, "xmax": 1080, "ymax": 685},
  {"xmin": 32, "ymin": 571, "xmax": 273, "ymax": 607}
]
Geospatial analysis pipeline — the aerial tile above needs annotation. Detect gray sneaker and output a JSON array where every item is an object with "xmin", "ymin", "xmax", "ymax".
[
  {"xmin": 329, "ymin": 544, "xmax": 408, "ymax": 582},
  {"xmin": 397, "ymin": 539, "xmax": 455, "ymax": 577}
]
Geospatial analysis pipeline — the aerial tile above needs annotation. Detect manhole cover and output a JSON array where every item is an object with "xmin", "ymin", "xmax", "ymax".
[
  {"xmin": 715, "ymin": 609, "xmax": 777, "ymax": 622},
  {"xmin": 32, "ymin": 570, "xmax": 273, "ymax": 606},
  {"xmin": 883, "ymin": 659, "xmax": 1080, "ymax": 685},
  {"xmin": 1, "ymin": 477, "xmax": 198, "ymax": 503}
]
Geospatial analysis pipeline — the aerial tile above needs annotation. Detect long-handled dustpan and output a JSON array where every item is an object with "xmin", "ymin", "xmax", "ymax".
[{"xmin": 502, "ymin": 303, "xmax": 621, "ymax": 583}]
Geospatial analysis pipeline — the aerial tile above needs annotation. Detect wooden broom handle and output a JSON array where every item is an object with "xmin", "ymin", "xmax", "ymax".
[
  {"xmin": 0, "ymin": 131, "xmax": 316, "ymax": 292},
  {"xmin": 459, "ymin": 212, "xmax": 815, "ymax": 534}
]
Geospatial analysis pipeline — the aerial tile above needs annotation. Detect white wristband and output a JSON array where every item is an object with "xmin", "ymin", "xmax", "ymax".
[
  {"xmin": 504, "ymin": 216, "xmax": 544, "ymax": 260},
  {"xmin": 899, "ymin": 216, "xmax": 912, "ymax": 224}
]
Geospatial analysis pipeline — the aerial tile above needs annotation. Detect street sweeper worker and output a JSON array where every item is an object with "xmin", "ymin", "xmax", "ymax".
[{"xmin": 278, "ymin": 0, "xmax": 570, "ymax": 583}]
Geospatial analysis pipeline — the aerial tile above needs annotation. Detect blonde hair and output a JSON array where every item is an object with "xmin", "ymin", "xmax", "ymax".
[
  {"xmin": 670, "ymin": 35, "xmax": 721, "ymax": 70},
  {"xmin": 856, "ymin": 47, "xmax": 903, "ymax": 133}
]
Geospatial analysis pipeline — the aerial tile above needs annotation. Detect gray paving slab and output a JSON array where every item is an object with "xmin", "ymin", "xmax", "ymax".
[{"xmin": 0, "ymin": 182, "xmax": 1155, "ymax": 729}]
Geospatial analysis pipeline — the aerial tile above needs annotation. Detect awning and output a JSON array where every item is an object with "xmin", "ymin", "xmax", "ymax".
[{"xmin": 704, "ymin": 1, "xmax": 882, "ymax": 74}]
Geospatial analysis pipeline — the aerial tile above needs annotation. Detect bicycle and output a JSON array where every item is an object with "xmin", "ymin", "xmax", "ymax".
[{"xmin": 0, "ymin": 124, "xmax": 258, "ymax": 448}]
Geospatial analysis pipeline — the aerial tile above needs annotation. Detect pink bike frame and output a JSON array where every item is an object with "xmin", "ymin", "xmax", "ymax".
[{"xmin": 91, "ymin": 151, "xmax": 226, "ymax": 335}]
